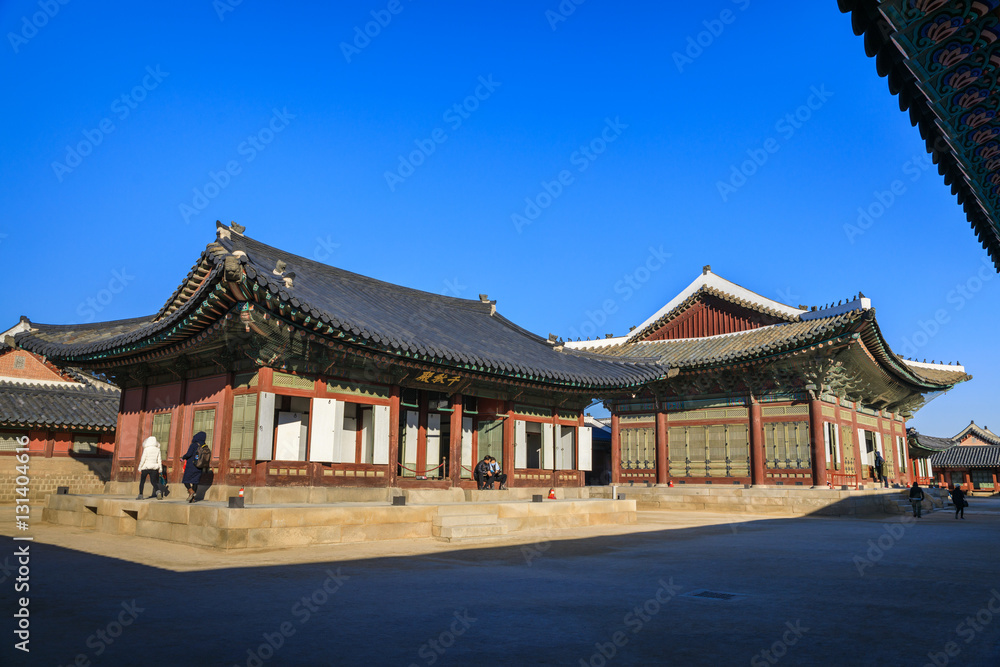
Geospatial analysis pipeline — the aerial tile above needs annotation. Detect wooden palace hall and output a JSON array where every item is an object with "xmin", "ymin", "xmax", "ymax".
[
  {"xmin": 566, "ymin": 268, "xmax": 972, "ymax": 489},
  {"xmin": 13, "ymin": 223, "xmax": 664, "ymax": 490}
]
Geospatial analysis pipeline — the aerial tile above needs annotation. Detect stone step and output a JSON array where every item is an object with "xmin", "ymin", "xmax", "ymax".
[
  {"xmin": 435, "ymin": 524, "xmax": 507, "ymax": 541},
  {"xmin": 433, "ymin": 514, "xmax": 498, "ymax": 528}
]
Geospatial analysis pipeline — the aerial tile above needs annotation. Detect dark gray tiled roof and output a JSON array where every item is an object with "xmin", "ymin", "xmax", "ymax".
[
  {"xmin": 0, "ymin": 380, "xmax": 120, "ymax": 430},
  {"xmin": 909, "ymin": 431, "xmax": 956, "ymax": 453},
  {"xmin": 584, "ymin": 314, "xmax": 860, "ymax": 369},
  {"xmin": 931, "ymin": 445, "xmax": 1000, "ymax": 469},
  {"xmin": 16, "ymin": 229, "xmax": 666, "ymax": 390}
]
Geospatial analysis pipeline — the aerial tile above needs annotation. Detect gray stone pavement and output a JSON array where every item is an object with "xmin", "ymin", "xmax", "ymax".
[{"xmin": 2, "ymin": 501, "xmax": 999, "ymax": 666}]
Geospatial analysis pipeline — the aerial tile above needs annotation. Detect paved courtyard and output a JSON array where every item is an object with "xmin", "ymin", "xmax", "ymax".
[{"xmin": 3, "ymin": 502, "xmax": 1000, "ymax": 666}]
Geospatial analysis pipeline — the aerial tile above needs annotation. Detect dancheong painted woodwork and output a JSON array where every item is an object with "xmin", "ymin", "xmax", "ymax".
[{"xmin": 840, "ymin": 0, "xmax": 1000, "ymax": 271}]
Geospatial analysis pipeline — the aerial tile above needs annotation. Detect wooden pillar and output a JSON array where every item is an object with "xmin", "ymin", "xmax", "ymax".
[
  {"xmin": 449, "ymin": 393, "xmax": 463, "ymax": 487},
  {"xmin": 610, "ymin": 413, "xmax": 621, "ymax": 484},
  {"xmin": 503, "ymin": 401, "xmax": 514, "ymax": 483},
  {"xmin": 170, "ymin": 378, "xmax": 189, "ymax": 483},
  {"xmin": 388, "ymin": 386, "xmax": 400, "ymax": 487},
  {"xmin": 416, "ymin": 392, "xmax": 428, "ymax": 477},
  {"xmin": 655, "ymin": 411, "xmax": 668, "ymax": 484},
  {"xmin": 749, "ymin": 396, "xmax": 765, "ymax": 486},
  {"xmin": 44, "ymin": 429, "xmax": 54, "ymax": 458},
  {"xmin": 809, "ymin": 399, "xmax": 827, "ymax": 488},
  {"xmin": 218, "ymin": 372, "xmax": 235, "ymax": 484}
]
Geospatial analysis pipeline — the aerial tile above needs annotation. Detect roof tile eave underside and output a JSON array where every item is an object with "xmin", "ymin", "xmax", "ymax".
[
  {"xmin": 857, "ymin": 319, "xmax": 969, "ymax": 390},
  {"xmin": 842, "ymin": 1, "xmax": 1000, "ymax": 272}
]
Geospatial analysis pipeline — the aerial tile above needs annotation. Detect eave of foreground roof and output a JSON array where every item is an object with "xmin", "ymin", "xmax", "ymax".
[{"xmin": 838, "ymin": 0, "xmax": 1000, "ymax": 271}]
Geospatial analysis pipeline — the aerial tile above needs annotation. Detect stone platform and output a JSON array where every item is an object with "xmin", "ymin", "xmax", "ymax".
[
  {"xmin": 591, "ymin": 483, "xmax": 945, "ymax": 516},
  {"xmin": 42, "ymin": 491, "xmax": 636, "ymax": 550}
]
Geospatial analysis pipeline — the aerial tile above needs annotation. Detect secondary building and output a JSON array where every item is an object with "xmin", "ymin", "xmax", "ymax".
[{"xmin": 566, "ymin": 267, "xmax": 971, "ymax": 488}]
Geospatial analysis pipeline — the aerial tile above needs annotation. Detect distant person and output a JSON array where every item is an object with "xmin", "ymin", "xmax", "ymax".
[
  {"xmin": 950, "ymin": 485, "xmax": 967, "ymax": 520},
  {"xmin": 488, "ymin": 456, "xmax": 507, "ymax": 490},
  {"xmin": 136, "ymin": 436, "xmax": 163, "ymax": 500},
  {"xmin": 874, "ymin": 451, "xmax": 886, "ymax": 487},
  {"xmin": 474, "ymin": 456, "xmax": 492, "ymax": 490},
  {"xmin": 908, "ymin": 481, "xmax": 925, "ymax": 518},
  {"xmin": 181, "ymin": 432, "xmax": 208, "ymax": 503}
]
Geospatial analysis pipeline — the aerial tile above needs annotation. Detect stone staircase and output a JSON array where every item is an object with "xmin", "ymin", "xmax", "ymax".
[{"xmin": 432, "ymin": 507, "xmax": 508, "ymax": 543}]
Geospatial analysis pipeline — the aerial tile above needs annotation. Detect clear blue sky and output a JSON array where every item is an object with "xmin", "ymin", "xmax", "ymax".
[{"xmin": 1, "ymin": 1, "xmax": 996, "ymax": 437}]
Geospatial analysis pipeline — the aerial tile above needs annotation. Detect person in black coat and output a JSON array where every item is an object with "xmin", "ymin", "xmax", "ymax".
[
  {"xmin": 908, "ymin": 481, "xmax": 925, "ymax": 518},
  {"xmin": 950, "ymin": 485, "xmax": 967, "ymax": 519},
  {"xmin": 182, "ymin": 432, "xmax": 207, "ymax": 503}
]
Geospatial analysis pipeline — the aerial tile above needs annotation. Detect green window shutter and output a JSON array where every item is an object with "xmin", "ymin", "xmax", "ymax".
[
  {"xmin": 151, "ymin": 414, "xmax": 172, "ymax": 459},
  {"xmin": 230, "ymin": 394, "xmax": 258, "ymax": 460},
  {"xmin": 192, "ymin": 408, "xmax": 216, "ymax": 455}
]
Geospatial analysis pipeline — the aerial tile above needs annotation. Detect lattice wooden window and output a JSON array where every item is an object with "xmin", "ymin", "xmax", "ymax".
[
  {"xmin": 840, "ymin": 425, "xmax": 856, "ymax": 475},
  {"xmin": 272, "ymin": 371, "xmax": 315, "ymax": 390},
  {"xmin": 151, "ymin": 413, "xmax": 172, "ymax": 459},
  {"xmin": 72, "ymin": 434, "xmax": 99, "ymax": 455},
  {"xmin": 192, "ymin": 408, "xmax": 216, "ymax": 454},
  {"xmin": 764, "ymin": 421, "xmax": 810, "ymax": 468},
  {"xmin": 666, "ymin": 424, "xmax": 747, "ymax": 477},
  {"xmin": 0, "ymin": 431, "xmax": 27, "ymax": 451},
  {"xmin": 896, "ymin": 436, "xmax": 906, "ymax": 474},
  {"xmin": 234, "ymin": 372, "xmax": 259, "ymax": 389},
  {"xmin": 229, "ymin": 393, "xmax": 258, "ymax": 460},
  {"xmin": 621, "ymin": 427, "xmax": 655, "ymax": 470}
]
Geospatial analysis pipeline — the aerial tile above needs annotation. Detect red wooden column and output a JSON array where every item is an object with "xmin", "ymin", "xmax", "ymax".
[
  {"xmin": 610, "ymin": 413, "xmax": 621, "ymax": 483},
  {"xmin": 503, "ymin": 401, "xmax": 514, "ymax": 484},
  {"xmin": 218, "ymin": 372, "xmax": 235, "ymax": 483},
  {"xmin": 416, "ymin": 392, "xmax": 428, "ymax": 477},
  {"xmin": 387, "ymin": 386, "xmax": 400, "ymax": 486},
  {"xmin": 749, "ymin": 397, "xmax": 766, "ymax": 485},
  {"xmin": 44, "ymin": 429, "xmax": 54, "ymax": 458},
  {"xmin": 655, "ymin": 411, "xmax": 668, "ymax": 484},
  {"xmin": 449, "ymin": 393, "xmax": 463, "ymax": 487},
  {"xmin": 809, "ymin": 399, "xmax": 827, "ymax": 488}
]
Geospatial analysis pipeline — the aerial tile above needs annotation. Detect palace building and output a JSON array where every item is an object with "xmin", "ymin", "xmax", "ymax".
[
  {"xmin": 911, "ymin": 421, "xmax": 1000, "ymax": 493},
  {"xmin": 566, "ymin": 267, "xmax": 971, "ymax": 488},
  {"xmin": 13, "ymin": 223, "xmax": 663, "ymax": 490}
]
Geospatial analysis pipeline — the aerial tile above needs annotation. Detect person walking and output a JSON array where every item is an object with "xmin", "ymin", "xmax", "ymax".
[
  {"xmin": 136, "ymin": 436, "xmax": 163, "ymax": 500},
  {"xmin": 908, "ymin": 481, "xmax": 925, "ymax": 518},
  {"xmin": 950, "ymin": 485, "xmax": 967, "ymax": 519},
  {"xmin": 874, "ymin": 451, "xmax": 886, "ymax": 487},
  {"xmin": 181, "ymin": 432, "xmax": 207, "ymax": 503}
]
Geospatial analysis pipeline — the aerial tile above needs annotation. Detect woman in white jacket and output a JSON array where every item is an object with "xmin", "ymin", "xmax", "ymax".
[{"xmin": 137, "ymin": 436, "xmax": 163, "ymax": 500}]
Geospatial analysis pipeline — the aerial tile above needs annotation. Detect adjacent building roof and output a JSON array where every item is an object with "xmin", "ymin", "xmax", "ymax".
[
  {"xmin": 953, "ymin": 420, "xmax": 1000, "ymax": 446},
  {"xmin": 0, "ymin": 380, "xmax": 120, "ymax": 431},
  {"xmin": 931, "ymin": 444, "xmax": 1000, "ymax": 468},
  {"xmin": 14, "ymin": 225, "xmax": 666, "ymax": 391},
  {"xmin": 839, "ymin": 0, "xmax": 1000, "ymax": 271},
  {"xmin": 567, "ymin": 269, "xmax": 970, "ymax": 394}
]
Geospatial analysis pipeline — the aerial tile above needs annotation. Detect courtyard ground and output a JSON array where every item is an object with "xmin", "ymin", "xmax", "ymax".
[{"xmin": 2, "ymin": 500, "xmax": 999, "ymax": 666}]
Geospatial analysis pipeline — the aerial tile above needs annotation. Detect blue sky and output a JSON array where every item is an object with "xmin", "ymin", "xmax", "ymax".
[{"xmin": 1, "ymin": 1, "xmax": 996, "ymax": 437}]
